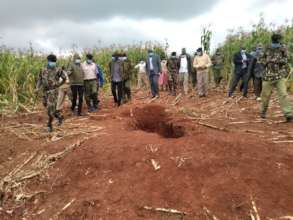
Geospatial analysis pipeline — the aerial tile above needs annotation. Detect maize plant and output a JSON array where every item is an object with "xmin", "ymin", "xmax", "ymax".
[{"xmin": 0, "ymin": 42, "xmax": 165, "ymax": 113}]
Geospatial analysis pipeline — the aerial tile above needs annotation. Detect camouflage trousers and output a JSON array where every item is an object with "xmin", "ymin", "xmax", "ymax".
[
  {"xmin": 123, "ymin": 79, "xmax": 131, "ymax": 103},
  {"xmin": 46, "ymin": 89, "xmax": 62, "ymax": 127},
  {"xmin": 213, "ymin": 68, "xmax": 223, "ymax": 86},
  {"xmin": 168, "ymin": 72, "xmax": 178, "ymax": 96},
  {"xmin": 261, "ymin": 78, "xmax": 293, "ymax": 118}
]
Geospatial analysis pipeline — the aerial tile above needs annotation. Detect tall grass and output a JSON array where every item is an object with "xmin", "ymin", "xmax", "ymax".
[{"xmin": 0, "ymin": 42, "xmax": 165, "ymax": 113}]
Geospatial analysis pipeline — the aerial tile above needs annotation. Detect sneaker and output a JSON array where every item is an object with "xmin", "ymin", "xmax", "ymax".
[
  {"xmin": 256, "ymin": 97, "xmax": 262, "ymax": 101},
  {"xmin": 286, "ymin": 115, "xmax": 293, "ymax": 122},
  {"xmin": 48, "ymin": 126, "xmax": 53, "ymax": 133}
]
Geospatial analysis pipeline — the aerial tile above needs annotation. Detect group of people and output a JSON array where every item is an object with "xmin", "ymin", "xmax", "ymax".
[
  {"xmin": 228, "ymin": 33, "xmax": 293, "ymax": 122},
  {"xmin": 36, "ymin": 32, "xmax": 293, "ymax": 132},
  {"xmin": 134, "ymin": 47, "xmax": 214, "ymax": 98},
  {"xmin": 36, "ymin": 53, "xmax": 104, "ymax": 132}
]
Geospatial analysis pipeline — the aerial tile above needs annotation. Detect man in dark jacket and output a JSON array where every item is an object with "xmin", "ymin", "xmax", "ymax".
[
  {"xmin": 228, "ymin": 47, "xmax": 252, "ymax": 97},
  {"xmin": 68, "ymin": 53, "xmax": 84, "ymax": 116},
  {"xmin": 248, "ymin": 44, "xmax": 265, "ymax": 100},
  {"xmin": 121, "ymin": 52, "xmax": 132, "ymax": 103},
  {"xmin": 109, "ymin": 52, "xmax": 123, "ymax": 106},
  {"xmin": 146, "ymin": 49, "xmax": 161, "ymax": 98}
]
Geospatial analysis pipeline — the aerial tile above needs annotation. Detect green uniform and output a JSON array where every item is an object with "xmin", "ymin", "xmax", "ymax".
[
  {"xmin": 68, "ymin": 62, "xmax": 84, "ymax": 85},
  {"xmin": 121, "ymin": 59, "xmax": 132, "ymax": 102},
  {"xmin": 167, "ymin": 57, "xmax": 179, "ymax": 95},
  {"xmin": 260, "ymin": 44, "xmax": 293, "ymax": 118},
  {"xmin": 36, "ymin": 67, "xmax": 66, "ymax": 129},
  {"xmin": 211, "ymin": 52, "xmax": 224, "ymax": 86}
]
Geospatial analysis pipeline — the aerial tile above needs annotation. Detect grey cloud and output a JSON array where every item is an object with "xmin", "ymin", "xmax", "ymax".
[
  {"xmin": 0, "ymin": 20, "xmax": 155, "ymax": 52},
  {"xmin": 0, "ymin": 0, "xmax": 220, "ymax": 28}
]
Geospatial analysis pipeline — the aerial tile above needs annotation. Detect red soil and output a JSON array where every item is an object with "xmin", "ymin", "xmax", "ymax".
[{"xmin": 0, "ymin": 89, "xmax": 293, "ymax": 220}]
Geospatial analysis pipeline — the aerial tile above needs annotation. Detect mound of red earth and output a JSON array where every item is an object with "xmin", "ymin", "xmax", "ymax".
[
  {"xmin": 0, "ymin": 94, "xmax": 293, "ymax": 220},
  {"xmin": 132, "ymin": 105, "xmax": 185, "ymax": 138}
]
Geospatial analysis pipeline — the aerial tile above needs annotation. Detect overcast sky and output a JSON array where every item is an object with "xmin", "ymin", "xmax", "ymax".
[{"xmin": 0, "ymin": 0, "xmax": 292, "ymax": 54}]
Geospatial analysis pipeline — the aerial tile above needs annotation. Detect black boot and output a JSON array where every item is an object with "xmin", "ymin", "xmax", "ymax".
[
  {"xmin": 286, "ymin": 115, "xmax": 293, "ymax": 122},
  {"xmin": 55, "ymin": 111, "xmax": 63, "ymax": 126},
  {"xmin": 48, "ymin": 116, "xmax": 53, "ymax": 133}
]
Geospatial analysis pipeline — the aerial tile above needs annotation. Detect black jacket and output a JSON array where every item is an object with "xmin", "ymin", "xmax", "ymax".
[
  {"xmin": 233, "ymin": 52, "xmax": 252, "ymax": 75},
  {"xmin": 178, "ymin": 54, "xmax": 192, "ymax": 74}
]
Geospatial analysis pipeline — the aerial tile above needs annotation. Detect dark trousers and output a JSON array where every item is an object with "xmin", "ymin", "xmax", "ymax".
[
  {"xmin": 190, "ymin": 71, "xmax": 197, "ymax": 88},
  {"xmin": 149, "ymin": 73, "xmax": 159, "ymax": 97},
  {"xmin": 168, "ymin": 73, "xmax": 178, "ymax": 96},
  {"xmin": 229, "ymin": 68, "xmax": 249, "ymax": 97},
  {"xmin": 71, "ymin": 85, "xmax": 84, "ymax": 114},
  {"xmin": 111, "ymin": 81, "xmax": 123, "ymax": 106},
  {"xmin": 123, "ymin": 80, "xmax": 131, "ymax": 102},
  {"xmin": 253, "ymin": 77, "xmax": 262, "ymax": 97}
]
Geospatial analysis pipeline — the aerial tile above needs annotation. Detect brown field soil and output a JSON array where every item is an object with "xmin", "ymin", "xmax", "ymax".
[{"xmin": 0, "ymin": 88, "xmax": 293, "ymax": 220}]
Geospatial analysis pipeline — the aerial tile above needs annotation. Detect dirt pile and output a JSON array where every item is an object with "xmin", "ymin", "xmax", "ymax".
[
  {"xmin": 132, "ymin": 105, "xmax": 185, "ymax": 138},
  {"xmin": 0, "ymin": 90, "xmax": 293, "ymax": 220}
]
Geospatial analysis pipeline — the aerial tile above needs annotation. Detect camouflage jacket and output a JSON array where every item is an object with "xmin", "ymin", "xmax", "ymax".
[
  {"xmin": 261, "ymin": 44, "xmax": 290, "ymax": 81},
  {"xmin": 167, "ymin": 57, "xmax": 179, "ymax": 74},
  {"xmin": 121, "ymin": 59, "xmax": 132, "ymax": 81},
  {"xmin": 36, "ymin": 67, "xmax": 66, "ymax": 92},
  {"xmin": 211, "ymin": 53, "xmax": 224, "ymax": 69}
]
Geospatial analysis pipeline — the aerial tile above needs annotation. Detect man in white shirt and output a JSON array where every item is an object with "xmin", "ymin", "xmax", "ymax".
[
  {"xmin": 179, "ymin": 48, "xmax": 192, "ymax": 95},
  {"xmin": 135, "ymin": 59, "xmax": 148, "ymax": 90},
  {"xmin": 81, "ymin": 53, "xmax": 99, "ymax": 112}
]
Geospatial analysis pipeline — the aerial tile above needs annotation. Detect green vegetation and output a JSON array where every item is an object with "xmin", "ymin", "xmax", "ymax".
[
  {"xmin": 217, "ymin": 16, "xmax": 293, "ymax": 90},
  {"xmin": 2, "ymin": 17, "xmax": 293, "ymax": 113},
  {"xmin": 0, "ymin": 42, "xmax": 165, "ymax": 113}
]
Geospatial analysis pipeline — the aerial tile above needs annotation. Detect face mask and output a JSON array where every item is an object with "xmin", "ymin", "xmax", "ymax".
[
  {"xmin": 149, "ymin": 52, "xmax": 154, "ymax": 57},
  {"xmin": 197, "ymin": 52, "xmax": 203, "ymax": 56},
  {"xmin": 75, "ymin": 59, "xmax": 81, "ymax": 64},
  {"xmin": 48, "ymin": 61, "xmax": 57, "ymax": 68},
  {"xmin": 241, "ymin": 50, "xmax": 246, "ymax": 54},
  {"xmin": 86, "ymin": 59, "xmax": 93, "ymax": 64},
  {"xmin": 271, "ymin": 43, "xmax": 281, "ymax": 49}
]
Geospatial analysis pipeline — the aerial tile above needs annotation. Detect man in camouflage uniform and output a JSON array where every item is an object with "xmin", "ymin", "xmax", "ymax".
[
  {"xmin": 36, "ymin": 54, "xmax": 66, "ymax": 132},
  {"xmin": 211, "ymin": 49, "xmax": 224, "ymax": 87},
  {"xmin": 167, "ymin": 52, "xmax": 180, "ymax": 96},
  {"xmin": 260, "ymin": 33, "xmax": 293, "ymax": 122},
  {"xmin": 121, "ymin": 52, "xmax": 132, "ymax": 103}
]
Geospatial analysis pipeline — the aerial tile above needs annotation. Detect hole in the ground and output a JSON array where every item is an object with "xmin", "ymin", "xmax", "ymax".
[{"xmin": 132, "ymin": 105, "xmax": 185, "ymax": 139}]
